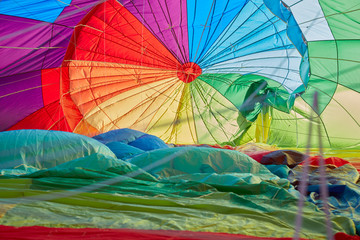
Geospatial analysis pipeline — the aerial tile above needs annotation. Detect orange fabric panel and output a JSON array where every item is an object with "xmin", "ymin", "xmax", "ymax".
[
  {"xmin": 66, "ymin": 62, "xmax": 177, "ymax": 117},
  {"xmin": 60, "ymin": 66, "xmax": 82, "ymax": 131},
  {"xmin": 73, "ymin": 118, "xmax": 101, "ymax": 137},
  {"xmin": 60, "ymin": 0, "xmax": 182, "ymax": 131}
]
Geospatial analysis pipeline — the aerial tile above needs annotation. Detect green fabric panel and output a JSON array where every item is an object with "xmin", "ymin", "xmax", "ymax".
[
  {"xmin": 337, "ymin": 40, "xmax": 360, "ymax": 92},
  {"xmin": 319, "ymin": 0, "xmax": 360, "ymax": 40},
  {"xmin": 0, "ymin": 150, "xmax": 356, "ymax": 239},
  {"xmin": 308, "ymin": 0, "xmax": 360, "ymax": 119},
  {"xmin": 267, "ymin": 107, "xmax": 306, "ymax": 148},
  {"xmin": 267, "ymin": 103, "xmax": 331, "ymax": 149},
  {"xmin": 26, "ymin": 153, "xmax": 157, "ymax": 182},
  {"xmin": 272, "ymin": 90, "xmax": 360, "ymax": 150},
  {"xmin": 272, "ymin": 114, "xmax": 360, "ymax": 150},
  {"xmin": 308, "ymin": 40, "xmax": 360, "ymax": 93},
  {"xmin": 190, "ymin": 79, "xmax": 245, "ymax": 145},
  {"xmin": 198, "ymin": 74, "xmax": 293, "ymax": 119},
  {"xmin": 301, "ymin": 41, "xmax": 338, "ymax": 114},
  {"xmin": 197, "ymin": 73, "xmax": 256, "ymax": 111},
  {"xmin": 0, "ymin": 187, "xmax": 354, "ymax": 239},
  {"xmin": 193, "ymin": 73, "xmax": 295, "ymax": 147},
  {"xmin": 300, "ymin": 78, "xmax": 337, "ymax": 115},
  {"xmin": 128, "ymin": 147, "xmax": 274, "ymax": 179},
  {"xmin": 303, "ymin": 39, "xmax": 359, "ymax": 127},
  {"xmin": 308, "ymin": 41, "xmax": 338, "ymax": 83}
]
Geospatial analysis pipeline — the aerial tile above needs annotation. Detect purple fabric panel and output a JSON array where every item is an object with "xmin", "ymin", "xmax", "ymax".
[
  {"xmin": 55, "ymin": 0, "xmax": 100, "ymax": 26},
  {"xmin": 0, "ymin": 15, "xmax": 51, "ymax": 77},
  {"xmin": 0, "ymin": 15, "xmax": 72, "ymax": 77},
  {"xmin": 0, "ymin": 1, "xmax": 99, "ymax": 77},
  {"xmin": 0, "ymin": 15, "xmax": 50, "ymax": 47},
  {"xmin": 120, "ymin": 0, "xmax": 189, "ymax": 63},
  {"xmin": 0, "ymin": 71, "xmax": 43, "ymax": 131},
  {"xmin": 41, "ymin": 25, "xmax": 74, "ymax": 69}
]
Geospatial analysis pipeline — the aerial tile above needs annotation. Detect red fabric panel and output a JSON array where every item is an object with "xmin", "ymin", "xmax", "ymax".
[
  {"xmin": 60, "ymin": 66, "xmax": 81, "ymax": 131},
  {"xmin": 64, "ymin": 0, "xmax": 180, "ymax": 69},
  {"xmin": 247, "ymin": 151, "xmax": 273, "ymax": 162},
  {"xmin": 335, "ymin": 232, "xmax": 360, "ymax": 240},
  {"xmin": 209, "ymin": 144, "xmax": 236, "ymax": 150},
  {"xmin": 61, "ymin": 0, "xmax": 183, "ymax": 130},
  {"xmin": 41, "ymin": 68, "xmax": 60, "ymax": 105},
  {"xmin": 0, "ymin": 225, "xmax": 310, "ymax": 240},
  {"xmin": 7, "ymin": 100, "xmax": 70, "ymax": 131},
  {"xmin": 300, "ymin": 156, "xmax": 350, "ymax": 168}
]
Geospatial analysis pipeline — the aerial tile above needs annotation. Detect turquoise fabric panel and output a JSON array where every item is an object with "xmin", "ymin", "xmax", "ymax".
[{"xmin": 0, "ymin": 130, "xmax": 115, "ymax": 171}]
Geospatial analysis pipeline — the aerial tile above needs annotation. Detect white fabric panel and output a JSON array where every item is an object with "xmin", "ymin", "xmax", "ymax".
[
  {"xmin": 203, "ymin": 48, "xmax": 304, "ymax": 91},
  {"xmin": 282, "ymin": 0, "xmax": 334, "ymax": 41}
]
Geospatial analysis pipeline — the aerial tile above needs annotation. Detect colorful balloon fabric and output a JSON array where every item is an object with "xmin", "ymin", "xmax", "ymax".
[
  {"xmin": 0, "ymin": 129, "xmax": 358, "ymax": 240},
  {"xmin": 1, "ymin": 0, "xmax": 360, "ymax": 239},
  {"xmin": 0, "ymin": 0, "xmax": 359, "ymax": 149}
]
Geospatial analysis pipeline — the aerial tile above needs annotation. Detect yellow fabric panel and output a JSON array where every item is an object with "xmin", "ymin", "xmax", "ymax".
[
  {"xmin": 146, "ymin": 83, "xmax": 197, "ymax": 144},
  {"xmin": 81, "ymin": 78, "xmax": 181, "ymax": 133},
  {"xmin": 255, "ymin": 109, "xmax": 272, "ymax": 143}
]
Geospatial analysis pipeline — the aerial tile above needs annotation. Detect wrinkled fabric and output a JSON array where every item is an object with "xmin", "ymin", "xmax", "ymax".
[
  {"xmin": 261, "ymin": 150, "xmax": 307, "ymax": 168},
  {"xmin": 0, "ymin": 146, "xmax": 356, "ymax": 239},
  {"xmin": 290, "ymin": 159, "xmax": 360, "ymax": 234}
]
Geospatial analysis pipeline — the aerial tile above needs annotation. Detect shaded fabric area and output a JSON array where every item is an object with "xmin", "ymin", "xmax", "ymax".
[
  {"xmin": 105, "ymin": 142, "xmax": 145, "ymax": 160},
  {"xmin": 260, "ymin": 150, "xmax": 306, "ymax": 168},
  {"xmin": 236, "ymin": 146, "xmax": 360, "ymax": 235},
  {"xmin": 290, "ymin": 158, "xmax": 360, "ymax": 234},
  {"xmin": 1, "ymin": 131, "xmax": 360, "ymax": 239},
  {"xmin": 0, "ymin": 131, "xmax": 356, "ymax": 239},
  {"xmin": 93, "ymin": 129, "xmax": 169, "ymax": 151}
]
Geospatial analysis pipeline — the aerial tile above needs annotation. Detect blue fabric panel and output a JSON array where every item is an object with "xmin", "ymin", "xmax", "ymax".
[
  {"xmin": 263, "ymin": 0, "xmax": 290, "ymax": 22},
  {"xmin": 105, "ymin": 141, "xmax": 145, "ymax": 160},
  {"xmin": 93, "ymin": 128, "xmax": 145, "ymax": 145},
  {"xmin": 187, "ymin": 0, "xmax": 248, "ymax": 62},
  {"xmin": 128, "ymin": 134, "xmax": 169, "ymax": 151},
  {"xmin": 288, "ymin": 15, "xmax": 307, "ymax": 56},
  {"xmin": 0, "ymin": 0, "xmax": 72, "ymax": 23},
  {"xmin": 308, "ymin": 184, "xmax": 360, "ymax": 234},
  {"xmin": 264, "ymin": 0, "xmax": 307, "ymax": 57},
  {"xmin": 198, "ymin": 0, "xmax": 294, "ymax": 69},
  {"xmin": 263, "ymin": 0, "xmax": 310, "ymax": 88}
]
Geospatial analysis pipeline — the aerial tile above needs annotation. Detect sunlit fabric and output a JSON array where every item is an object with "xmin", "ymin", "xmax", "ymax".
[{"xmin": 1, "ymin": 0, "xmax": 358, "ymax": 149}]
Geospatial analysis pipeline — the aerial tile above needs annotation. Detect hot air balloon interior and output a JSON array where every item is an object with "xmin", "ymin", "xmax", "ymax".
[{"xmin": 1, "ymin": 0, "xmax": 360, "ymax": 239}]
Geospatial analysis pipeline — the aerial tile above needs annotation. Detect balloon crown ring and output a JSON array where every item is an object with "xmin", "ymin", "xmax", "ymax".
[{"xmin": 177, "ymin": 62, "xmax": 202, "ymax": 83}]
